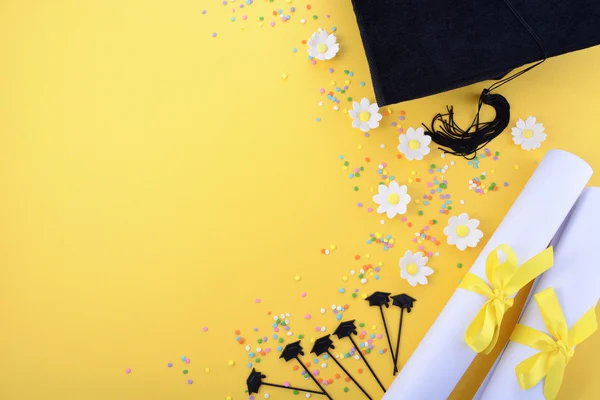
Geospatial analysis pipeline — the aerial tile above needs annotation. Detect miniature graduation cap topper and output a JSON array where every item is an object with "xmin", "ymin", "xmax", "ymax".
[
  {"xmin": 279, "ymin": 341, "xmax": 333, "ymax": 399},
  {"xmin": 391, "ymin": 294, "xmax": 417, "ymax": 375},
  {"xmin": 246, "ymin": 368, "xmax": 329, "ymax": 397},
  {"xmin": 351, "ymin": 0, "xmax": 600, "ymax": 157},
  {"xmin": 311, "ymin": 335, "xmax": 335, "ymax": 357},
  {"xmin": 391, "ymin": 294, "xmax": 416, "ymax": 313},
  {"xmin": 365, "ymin": 291, "xmax": 391, "ymax": 308},
  {"xmin": 247, "ymin": 369, "xmax": 266, "ymax": 395},
  {"xmin": 333, "ymin": 320, "xmax": 358, "ymax": 339},
  {"xmin": 334, "ymin": 320, "xmax": 387, "ymax": 393},
  {"xmin": 280, "ymin": 341, "xmax": 304, "ymax": 361},
  {"xmin": 366, "ymin": 292, "xmax": 396, "ymax": 375},
  {"xmin": 312, "ymin": 334, "xmax": 374, "ymax": 399}
]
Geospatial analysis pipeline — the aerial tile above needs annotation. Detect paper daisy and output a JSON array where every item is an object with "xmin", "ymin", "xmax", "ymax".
[
  {"xmin": 511, "ymin": 116, "xmax": 546, "ymax": 150},
  {"xmin": 443, "ymin": 213, "xmax": 483, "ymax": 251},
  {"xmin": 398, "ymin": 127, "xmax": 432, "ymax": 160},
  {"xmin": 399, "ymin": 250, "xmax": 434, "ymax": 287},
  {"xmin": 349, "ymin": 98, "xmax": 383, "ymax": 132},
  {"xmin": 307, "ymin": 29, "xmax": 340, "ymax": 61},
  {"xmin": 372, "ymin": 181, "xmax": 411, "ymax": 218}
]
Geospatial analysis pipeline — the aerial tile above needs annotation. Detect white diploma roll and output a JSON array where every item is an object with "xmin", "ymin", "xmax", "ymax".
[
  {"xmin": 383, "ymin": 150, "xmax": 592, "ymax": 400},
  {"xmin": 480, "ymin": 187, "xmax": 600, "ymax": 400}
]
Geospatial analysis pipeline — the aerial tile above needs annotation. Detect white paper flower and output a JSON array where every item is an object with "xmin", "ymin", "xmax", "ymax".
[
  {"xmin": 398, "ymin": 127, "xmax": 432, "ymax": 160},
  {"xmin": 372, "ymin": 181, "xmax": 411, "ymax": 218},
  {"xmin": 443, "ymin": 213, "xmax": 483, "ymax": 251},
  {"xmin": 349, "ymin": 98, "xmax": 383, "ymax": 132},
  {"xmin": 307, "ymin": 29, "xmax": 339, "ymax": 61},
  {"xmin": 399, "ymin": 250, "xmax": 434, "ymax": 287},
  {"xmin": 511, "ymin": 116, "xmax": 546, "ymax": 150}
]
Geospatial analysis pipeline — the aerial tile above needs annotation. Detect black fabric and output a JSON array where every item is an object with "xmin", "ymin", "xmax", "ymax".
[{"xmin": 351, "ymin": 0, "xmax": 600, "ymax": 106}]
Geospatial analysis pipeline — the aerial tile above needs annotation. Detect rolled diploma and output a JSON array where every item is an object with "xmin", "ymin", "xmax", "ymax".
[
  {"xmin": 383, "ymin": 150, "xmax": 592, "ymax": 400},
  {"xmin": 473, "ymin": 199, "xmax": 576, "ymax": 400},
  {"xmin": 480, "ymin": 187, "xmax": 600, "ymax": 400}
]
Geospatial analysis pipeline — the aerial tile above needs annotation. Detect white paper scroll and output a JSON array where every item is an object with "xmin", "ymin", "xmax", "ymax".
[
  {"xmin": 383, "ymin": 150, "xmax": 592, "ymax": 400},
  {"xmin": 472, "ymin": 197, "xmax": 576, "ymax": 400},
  {"xmin": 480, "ymin": 187, "xmax": 600, "ymax": 400}
]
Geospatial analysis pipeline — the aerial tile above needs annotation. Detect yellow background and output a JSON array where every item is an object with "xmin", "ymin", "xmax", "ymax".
[{"xmin": 1, "ymin": 1, "xmax": 599, "ymax": 399}]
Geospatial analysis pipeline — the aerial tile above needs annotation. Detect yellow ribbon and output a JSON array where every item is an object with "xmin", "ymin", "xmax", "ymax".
[
  {"xmin": 459, "ymin": 245, "xmax": 554, "ymax": 354},
  {"xmin": 510, "ymin": 287, "xmax": 597, "ymax": 400}
]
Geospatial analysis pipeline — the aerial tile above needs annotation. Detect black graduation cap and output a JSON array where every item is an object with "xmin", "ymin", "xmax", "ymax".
[
  {"xmin": 365, "ymin": 291, "xmax": 391, "ymax": 308},
  {"xmin": 333, "ymin": 320, "xmax": 358, "ymax": 339},
  {"xmin": 311, "ymin": 334, "xmax": 374, "ymax": 399},
  {"xmin": 334, "ymin": 320, "xmax": 387, "ymax": 393},
  {"xmin": 245, "ymin": 368, "xmax": 329, "ymax": 397},
  {"xmin": 351, "ymin": 0, "xmax": 600, "ymax": 157},
  {"xmin": 278, "ymin": 341, "xmax": 333, "ymax": 399},
  {"xmin": 391, "ymin": 294, "xmax": 418, "ymax": 375},
  {"xmin": 279, "ymin": 341, "xmax": 304, "ymax": 361},
  {"xmin": 247, "ymin": 369, "xmax": 266, "ymax": 395},
  {"xmin": 391, "ymin": 294, "xmax": 416, "ymax": 313},
  {"xmin": 351, "ymin": 0, "xmax": 600, "ymax": 106},
  {"xmin": 311, "ymin": 335, "xmax": 335, "ymax": 357},
  {"xmin": 366, "ymin": 292, "xmax": 396, "ymax": 374}
]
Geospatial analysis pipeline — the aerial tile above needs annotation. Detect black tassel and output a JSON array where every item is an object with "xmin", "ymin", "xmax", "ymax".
[
  {"xmin": 422, "ymin": 89, "xmax": 510, "ymax": 160},
  {"xmin": 422, "ymin": 0, "xmax": 549, "ymax": 159}
]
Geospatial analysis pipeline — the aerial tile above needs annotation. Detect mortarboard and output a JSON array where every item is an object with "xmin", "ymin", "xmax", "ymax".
[
  {"xmin": 279, "ymin": 341, "xmax": 333, "ymax": 399},
  {"xmin": 391, "ymin": 294, "xmax": 416, "ymax": 313},
  {"xmin": 279, "ymin": 341, "xmax": 305, "ymax": 361},
  {"xmin": 351, "ymin": 0, "xmax": 600, "ymax": 106},
  {"xmin": 311, "ymin": 334, "xmax": 373, "ymax": 399},
  {"xmin": 365, "ymin": 292, "xmax": 396, "ymax": 374},
  {"xmin": 351, "ymin": 0, "xmax": 600, "ymax": 157},
  {"xmin": 311, "ymin": 335, "xmax": 335, "ymax": 357},
  {"xmin": 333, "ymin": 320, "xmax": 358, "ymax": 339},
  {"xmin": 334, "ymin": 320, "xmax": 386, "ymax": 392},
  {"xmin": 246, "ymin": 368, "xmax": 329, "ymax": 397},
  {"xmin": 390, "ymin": 294, "xmax": 417, "ymax": 375},
  {"xmin": 247, "ymin": 369, "xmax": 266, "ymax": 395},
  {"xmin": 365, "ymin": 291, "xmax": 391, "ymax": 308}
]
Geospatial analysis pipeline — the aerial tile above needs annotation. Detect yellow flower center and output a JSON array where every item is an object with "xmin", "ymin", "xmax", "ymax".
[
  {"xmin": 317, "ymin": 43, "xmax": 328, "ymax": 53},
  {"xmin": 522, "ymin": 129, "xmax": 534, "ymax": 139},
  {"xmin": 359, "ymin": 111, "xmax": 371, "ymax": 122},
  {"xmin": 456, "ymin": 225, "xmax": 470, "ymax": 237},
  {"xmin": 407, "ymin": 263, "xmax": 418, "ymax": 275},
  {"xmin": 387, "ymin": 193, "xmax": 400, "ymax": 205},
  {"xmin": 408, "ymin": 139, "xmax": 421, "ymax": 150}
]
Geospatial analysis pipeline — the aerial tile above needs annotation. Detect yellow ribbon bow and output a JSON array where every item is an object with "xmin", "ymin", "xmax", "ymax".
[
  {"xmin": 510, "ymin": 287, "xmax": 597, "ymax": 400},
  {"xmin": 459, "ymin": 244, "xmax": 554, "ymax": 354}
]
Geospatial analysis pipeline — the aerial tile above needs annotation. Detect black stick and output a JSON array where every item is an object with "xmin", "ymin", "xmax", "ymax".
[
  {"xmin": 393, "ymin": 309, "xmax": 405, "ymax": 375},
  {"xmin": 327, "ymin": 350, "xmax": 372, "ymax": 399},
  {"xmin": 262, "ymin": 382, "xmax": 325, "ymax": 395},
  {"xmin": 348, "ymin": 336, "xmax": 386, "ymax": 392},
  {"xmin": 379, "ymin": 306, "xmax": 396, "ymax": 375},
  {"xmin": 295, "ymin": 357, "xmax": 333, "ymax": 400}
]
